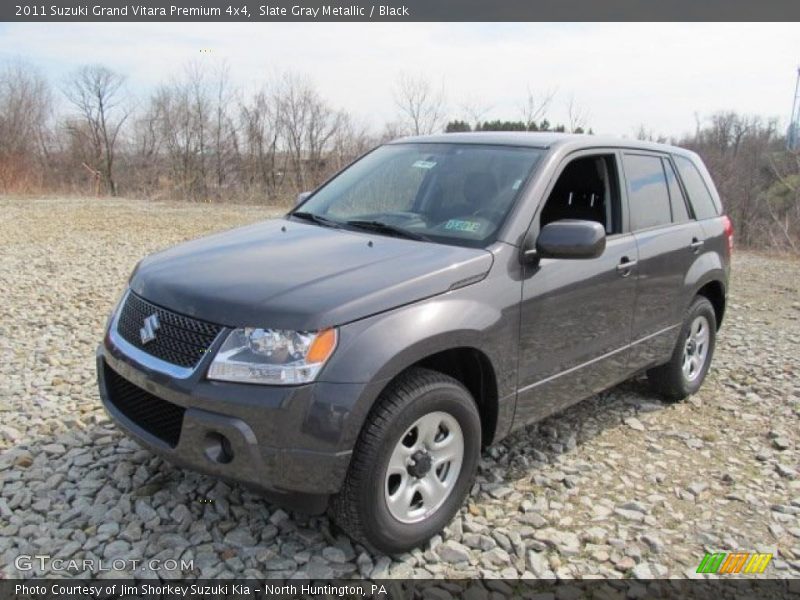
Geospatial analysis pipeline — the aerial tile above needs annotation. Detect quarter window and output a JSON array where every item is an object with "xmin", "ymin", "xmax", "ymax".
[
  {"xmin": 623, "ymin": 154, "xmax": 672, "ymax": 230},
  {"xmin": 664, "ymin": 159, "xmax": 690, "ymax": 223},
  {"xmin": 673, "ymin": 155, "xmax": 719, "ymax": 220}
]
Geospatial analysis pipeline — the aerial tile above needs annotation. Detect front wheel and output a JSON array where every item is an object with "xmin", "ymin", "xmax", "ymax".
[
  {"xmin": 647, "ymin": 296, "xmax": 717, "ymax": 401},
  {"xmin": 330, "ymin": 368, "xmax": 481, "ymax": 554}
]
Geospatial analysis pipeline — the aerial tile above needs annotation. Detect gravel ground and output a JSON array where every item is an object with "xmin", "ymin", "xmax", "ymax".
[{"xmin": 1, "ymin": 196, "xmax": 800, "ymax": 580}]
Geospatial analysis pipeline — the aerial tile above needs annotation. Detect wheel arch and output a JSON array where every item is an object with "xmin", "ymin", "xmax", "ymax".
[
  {"xmin": 684, "ymin": 250, "xmax": 726, "ymax": 331},
  {"xmin": 694, "ymin": 279, "xmax": 726, "ymax": 330},
  {"xmin": 328, "ymin": 338, "xmax": 507, "ymax": 461},
  {"xmin": 412, "ymin": 347, "xmax": 500, "ymax": 447}
]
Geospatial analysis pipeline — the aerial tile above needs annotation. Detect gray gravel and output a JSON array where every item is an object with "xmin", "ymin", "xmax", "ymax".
[{"xmin": 1, "ymin": 196, "xmax": 800, "ymax": 579}]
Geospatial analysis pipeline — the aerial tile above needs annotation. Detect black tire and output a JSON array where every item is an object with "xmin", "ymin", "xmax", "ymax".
[
  {"xmin": 647, "ymin": 296, "xmax": 717, "ymax": 401},
  {"xmin": 330, "ymin": 367, "xmax": 481, "ymax": 554}
]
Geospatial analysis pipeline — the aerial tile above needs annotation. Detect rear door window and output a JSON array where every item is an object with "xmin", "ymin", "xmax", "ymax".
[
  {"xmin": 623, "ymin": 154, "xmax": 672, "ymax": 231},
  {"xmin": 673, "ymin": 155, "xmax": 719, "ymax": 220}
]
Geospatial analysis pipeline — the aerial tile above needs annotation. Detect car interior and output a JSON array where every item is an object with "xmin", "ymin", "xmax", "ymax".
[
  {"xmin": 415, "ymin": 154, "xmax": 533, "ymax": 236},
  {"xmin": 539, "ymin": 155, "xmax": 620, "ymax": 234}
]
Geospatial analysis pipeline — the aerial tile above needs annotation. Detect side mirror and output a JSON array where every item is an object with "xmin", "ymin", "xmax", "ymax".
[
  {"xmin": 526, "ymin": 219, "xmax": 606, "ymax": 260},
  {"xmin": 295, "ymin": 191, "xmax": 311, "ymax": 206}
]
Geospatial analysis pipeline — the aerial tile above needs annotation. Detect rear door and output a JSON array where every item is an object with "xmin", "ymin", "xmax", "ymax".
[
  {"xmin": 672, "ymin": 153, "xmax": 731, "ymax": 272},
  {"xmin": 622, "ymin": 152, "xmax": 706, "ymax": 369}
]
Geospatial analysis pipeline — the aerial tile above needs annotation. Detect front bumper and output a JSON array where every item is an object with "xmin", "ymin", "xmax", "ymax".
[{"xmin": 96, "ymin": 309, "xmax": 373, "ymax": 512}]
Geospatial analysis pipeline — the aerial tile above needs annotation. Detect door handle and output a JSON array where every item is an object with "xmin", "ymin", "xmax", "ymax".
[
  {"xmin": 616, "ymin": 257, "xmax": 637, "ymax": 276},
  {"xmin": 690, "ymin": 238, "xmax": 705, "ymax": 253}
]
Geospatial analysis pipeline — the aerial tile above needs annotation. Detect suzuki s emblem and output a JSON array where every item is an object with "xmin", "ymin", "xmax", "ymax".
[{"xmin": 140, "ymin": 314, "xmax": 160, "ymax": 345}]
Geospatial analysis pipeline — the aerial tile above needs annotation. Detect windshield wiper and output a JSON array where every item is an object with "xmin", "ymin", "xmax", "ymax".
[
  {"xmin": 290, "ymin": 211, "xmax": 342, "ymax": 229},
  {"xmin": 345, "ymin": 219, "xmax": 431, "ymax": 242}
]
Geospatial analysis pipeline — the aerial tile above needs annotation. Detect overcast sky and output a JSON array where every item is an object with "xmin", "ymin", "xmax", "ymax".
[{"xmin": 0, "ymin": 22, "xmax": 797, "ymax": 137}]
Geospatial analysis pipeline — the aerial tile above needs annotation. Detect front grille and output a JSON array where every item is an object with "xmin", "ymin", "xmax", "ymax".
[
  {"xmin": 117, "ymin": 292, "xmax": 222, "ymax": 368},
  {"xmin": 104, "ymin": 364, "xmax": 185, "ymax": 447}
]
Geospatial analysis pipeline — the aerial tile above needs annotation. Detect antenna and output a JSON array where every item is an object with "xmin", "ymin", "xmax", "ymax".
[{"xmin": 789, "ymin": 66, "xmax": 800, "ymax": 151}]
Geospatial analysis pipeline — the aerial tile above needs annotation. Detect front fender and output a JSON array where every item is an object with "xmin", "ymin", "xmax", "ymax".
[
  {"xmin": 314, "ymin": 274, "xmax": 520, "ymax": 451},
  {"xmin": 323, "ymin": 298, "xmax": 507, "ymax": 384}
]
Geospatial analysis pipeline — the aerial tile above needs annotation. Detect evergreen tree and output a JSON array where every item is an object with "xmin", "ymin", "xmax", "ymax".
[{"xmin": 445, "ymin": 120, "xmax": 471, "ymax": 133}]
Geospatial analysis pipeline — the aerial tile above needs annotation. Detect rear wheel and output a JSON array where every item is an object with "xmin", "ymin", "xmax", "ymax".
[
  {"xmin": 330, "ymin": 367, "xmax": 481, "ymax": 554},
  {"xmin": 647, "ymin": 296, "xmax": 716, "ymax": 401}
]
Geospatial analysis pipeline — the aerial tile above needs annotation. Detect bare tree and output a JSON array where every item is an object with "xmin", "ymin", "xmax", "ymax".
[
  {"xmin": 150, "ymin": 82, "xmax": 192, "ymax": 197},
  {"xmin": 329, "ymin": 113, "xmax": 373, "ymax": 171},
  {"xmin": 145, "ymin": 61, "xmax": 225, "ymax": 200},
  {"xmin": 212, "ymin": 61, "xmax": 237, "ymax": 189},
  {"xmin": 682, "ymin": 112, "xmax": 791, "ymax": 251},
  {"xmin": 393, "ymin": 73, "xmax": 447, "ymax": 136},
  {"xmin": 764, "ymin": 152, "xmax": 799, "ymax": 253},
  {"xmin": 520, "ymin": 86, "xmax": 555, "ymax": 130},
  {"xmin": 379, "ymin": 120, "xmax": 406, "ymax": 143},
  {"xmin": 0, "ymin": 61, "xmax": 52, "ymax": 191},
  {"xmin": 635, "ymin": 125, "xmax": 667, "ymax": 143},
  {"xmin": 128, "ymin": 97, "xmax": 162, "ymax": 197},
  {"xmin": 146, "ymin": 79, "xmax": 192, "ymax": 198},
  {"xmin": 566, "ymin": 95, "xmax": 590, "ymax": 133},
  {"xmin": 276, "ymin": 73, "xmax": 342, "ymax": 191},
  {"xmin": 4, "ymin": 56, "xmax": 797, "ymax": 252},
  {"xmin": 186, "ymin": 62, "xmax": 211, "ymax": 197},
  {"xmin": 460, "ymin": 96, "xmax": 492, "ymax": 130},
  {"xmin": 63, "ymin": 64, "xmax": 129, "ymax": 196},
  {"xmin": 240, "ymin": 85, "xmax": 284, "ymax": 198},
  {"xmin": 275, "ymin": 73, "xmax": 313, "ymax": 191},
  {"xmin": 306, "ymin": 102, "xmax": 343, "ymax": 186}
]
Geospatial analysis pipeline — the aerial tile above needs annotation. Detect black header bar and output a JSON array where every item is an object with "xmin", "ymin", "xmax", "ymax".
[{"xmin": 5, "ymin": 0, "xmax": 800, "ymax": 22}]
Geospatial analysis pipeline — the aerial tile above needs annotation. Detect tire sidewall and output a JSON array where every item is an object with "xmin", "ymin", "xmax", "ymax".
[
  {"xmin": 359, "ymin": 384, "xmax": 481, "ymax": 553},
  {"xmin": 677, "ymin": 297, "xmax": 717, "ymax": 395}
]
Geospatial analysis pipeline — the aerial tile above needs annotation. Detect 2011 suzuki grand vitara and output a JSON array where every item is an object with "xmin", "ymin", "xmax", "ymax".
[{"xmin": 97, "ymin": 132, "xmax": 731, "ymax": 553}]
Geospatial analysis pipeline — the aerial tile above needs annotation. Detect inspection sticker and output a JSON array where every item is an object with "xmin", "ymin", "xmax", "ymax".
[
  {"xmin": 412, "ymin": 160, "xmax": 437, "ymax": 169},
  {"xmin": 444, "ymin": 219, "xmax": 482, "ymax": 233}
]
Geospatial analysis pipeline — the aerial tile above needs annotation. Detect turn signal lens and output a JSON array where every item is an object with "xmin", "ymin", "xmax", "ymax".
[{"xmin": 307, "ymin": 328, "xmax": 338, "ymax": 363}]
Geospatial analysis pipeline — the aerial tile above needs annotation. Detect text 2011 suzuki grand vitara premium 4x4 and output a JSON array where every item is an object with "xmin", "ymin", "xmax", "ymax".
[{"xmin": 98, "ymin": 133, "xmax": 731, "ymax": 553}]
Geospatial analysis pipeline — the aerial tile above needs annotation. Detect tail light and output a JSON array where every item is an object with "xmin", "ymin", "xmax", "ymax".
[{"xmin": 722, "ymin": 215, "xmax": 734, "ymax": 255}]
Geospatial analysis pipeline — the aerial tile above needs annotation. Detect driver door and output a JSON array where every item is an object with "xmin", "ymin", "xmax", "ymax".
[{"xmin": 514, "ymin": 151, "xmax": 638, "ymax": 426}]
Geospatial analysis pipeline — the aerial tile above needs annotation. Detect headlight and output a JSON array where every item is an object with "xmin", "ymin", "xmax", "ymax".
[{"xmin": 207, "ymin": 327, "xmax": 337, "ymax": 385}]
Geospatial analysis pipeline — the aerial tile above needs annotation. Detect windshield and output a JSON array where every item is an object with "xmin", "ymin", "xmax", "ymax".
[{"xmin": 293, "ymin": 143, "xmax": 545, "ymax": 247}]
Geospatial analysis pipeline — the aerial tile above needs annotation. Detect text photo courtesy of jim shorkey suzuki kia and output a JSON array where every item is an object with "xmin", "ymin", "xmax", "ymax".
[
  {"xmin": 0, "ymin": 1, "xmax": 800, "ymax": 597},
  {"xmin": 14, "ymin": 583, "xmax": 390, "ymax": 597}
]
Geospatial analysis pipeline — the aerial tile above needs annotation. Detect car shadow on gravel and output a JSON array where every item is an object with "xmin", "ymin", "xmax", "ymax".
[
  {"xmin": 0, "ymin": 375, "xmax": 669, "ymax": 576},
  {"xmin": 486, "ymin": 375, "xmax": 668, "ymax": 481}
]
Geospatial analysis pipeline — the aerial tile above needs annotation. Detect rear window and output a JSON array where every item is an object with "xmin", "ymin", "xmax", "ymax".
[
  {"xmin": 673, "ymin": 155, "xmax": 719, "ymax": 220},
  {"xmin": 623, "ymin": 154, "xmax": 672, "ymax": 230}
]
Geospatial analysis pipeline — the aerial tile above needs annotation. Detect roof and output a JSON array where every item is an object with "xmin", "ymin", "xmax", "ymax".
[{"xmin": 390, "ymin": 131, "xmax": 691, "ymax": 156}]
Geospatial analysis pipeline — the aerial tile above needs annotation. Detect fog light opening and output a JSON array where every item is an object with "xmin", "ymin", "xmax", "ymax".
[{"xmin": 204, "ymin": 432, "xmax": 234, "ymax": 464}]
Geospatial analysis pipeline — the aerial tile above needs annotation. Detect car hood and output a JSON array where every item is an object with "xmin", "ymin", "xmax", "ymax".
[{"xmin": 129, "ymin": 218, "xmax": 494, "ymax": 330}]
